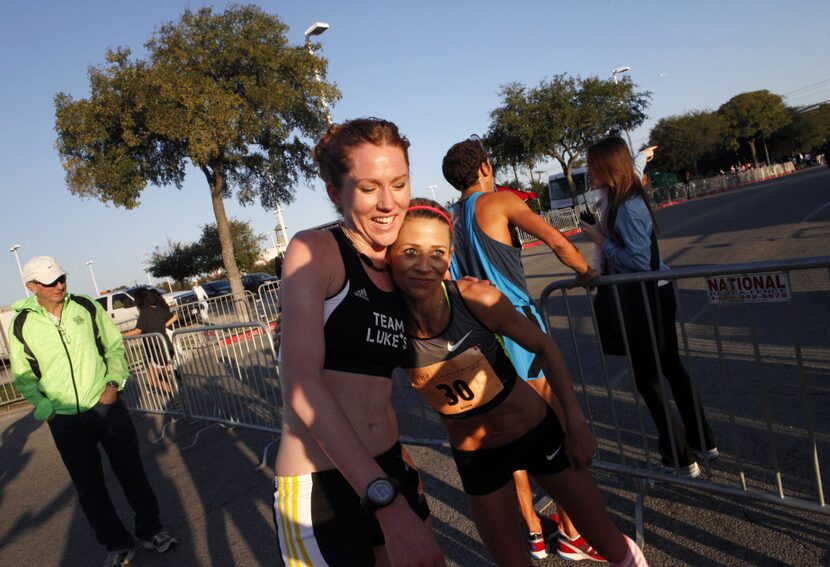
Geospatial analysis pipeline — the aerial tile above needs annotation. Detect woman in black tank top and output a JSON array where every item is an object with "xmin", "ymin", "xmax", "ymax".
[
  {"xmin": 388, "ymin": 199, "xmax": 649, "ymax": 567},
  {"xmin": 273, "ymin": 120, "xmax": 444, "ymax": 567}
]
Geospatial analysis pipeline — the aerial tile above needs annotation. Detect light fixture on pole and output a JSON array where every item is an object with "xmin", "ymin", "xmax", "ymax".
[
  {"xmin": 304, "ymin": 21, "xmax": 332, "ymax": 126},
  {"xmin": 273, "ymin": 205, "xmax": 288, "ymax": 257},
  {"xmin": 426, "ymin": 185, "xmax": 438, "ymax": 201},
  {"xmin": 9, "ymin": 244, "xmax": 29, "ymax": 296},
  {"xmin": 612, "ymin": 66, "xmax": 631, "ymax": 82},
  {"xmin": 142, "ymin": 251, "xmax": 153, "ymax": 286},
  {"xmin": 611, "ymin": 65, "xmax": 635, "ymax": 155},
  {"xmin": 86, "ymin": 260, "xmax": 100, "ymax": 296}
]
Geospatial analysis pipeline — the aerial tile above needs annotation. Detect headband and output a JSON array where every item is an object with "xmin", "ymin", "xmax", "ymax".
[{"xmin": 406, "ymin": 205, "xmax": 453, "ymax": 232}]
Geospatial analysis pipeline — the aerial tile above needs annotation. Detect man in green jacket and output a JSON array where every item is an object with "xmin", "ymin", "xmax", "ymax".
[{"xmin": 10, "ymin": 256, "xmax": 176, "ymax": 567}]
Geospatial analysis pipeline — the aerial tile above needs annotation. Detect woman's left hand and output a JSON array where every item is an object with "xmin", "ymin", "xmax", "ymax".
[
  {"xmin": 564, "ymin": 421, "xmax": 598, "ymax": 469},
  {"xmin": 579, "ymin": 220, "xmax": 605, "ymax": 245}
]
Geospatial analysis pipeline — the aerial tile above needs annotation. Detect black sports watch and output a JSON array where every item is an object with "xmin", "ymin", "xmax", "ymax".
[
  {"xmin": 106, "ymin": 380, "xmax": 120, "ymax": 390},
  {"xmin": 360, "ymin": 477, "xmax": 401, "ymax": 515}
]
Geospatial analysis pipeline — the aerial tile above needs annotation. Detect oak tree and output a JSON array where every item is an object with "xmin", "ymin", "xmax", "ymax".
[{"xmin": 55, "ymin": 5, "xmax": 339, "ymax": 302}]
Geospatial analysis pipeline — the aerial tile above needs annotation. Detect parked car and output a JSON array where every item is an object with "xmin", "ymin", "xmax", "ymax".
[
  {"xmin": 167, "ymin": 290, "xmax": 209, "ymax": 327},
  {"xmin": 0, "ymin": 308, "xmax": 16, "ymax": 360},
  {"xmin": 241, "ymin": 272, "xmax": 280, "ymax": 294},
  {"xmin": 196, "ymin": 280, "xmax": 232, "ymax": 298},
  {"xmin": 95, "ymin": 286, "xmax": 177, "ymax": 331}
]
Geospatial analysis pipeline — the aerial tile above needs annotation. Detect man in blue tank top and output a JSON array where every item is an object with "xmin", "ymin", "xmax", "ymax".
[{"xmin": 442, "ymin": 136, "xmax": 601, "ymax": 561}]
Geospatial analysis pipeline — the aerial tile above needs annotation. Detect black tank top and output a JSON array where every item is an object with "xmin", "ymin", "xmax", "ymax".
[
  {"xmin": 322, "ymin": 226, "xmax": 408, "ymax": 378},
  {"xmin": 405, "ymin": 281, "xmax": 517, "ymax": 419}
]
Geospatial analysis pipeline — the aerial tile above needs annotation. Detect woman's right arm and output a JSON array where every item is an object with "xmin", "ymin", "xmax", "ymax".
[
  {"xmin": 460, "ymin": 281, "xmax": 596, "ymax": 469},
  {"xmin": 281, "ymin": 231, "xmax": 445, "ymax": 566}
]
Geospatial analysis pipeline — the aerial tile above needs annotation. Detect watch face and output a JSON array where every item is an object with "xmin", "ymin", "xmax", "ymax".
[{"xmin": 368, "ymin": 479, "xmax": 395, "ymax": 505}]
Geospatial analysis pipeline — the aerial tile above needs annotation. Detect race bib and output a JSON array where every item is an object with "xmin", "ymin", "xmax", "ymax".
[{"xmin": 407, "ymin": 347, "xmax": 504, "ymax": 416}]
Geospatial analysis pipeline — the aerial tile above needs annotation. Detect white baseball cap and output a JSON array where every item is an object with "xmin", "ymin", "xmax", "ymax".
[{"xmin": 22, "ymin": 256, "xmax": 67, "ymax": 284}]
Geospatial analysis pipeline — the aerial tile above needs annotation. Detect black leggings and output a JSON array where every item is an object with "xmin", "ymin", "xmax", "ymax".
[{"xmin": 629, "ymin": 283, "xmax": 715, "ymax": 466}]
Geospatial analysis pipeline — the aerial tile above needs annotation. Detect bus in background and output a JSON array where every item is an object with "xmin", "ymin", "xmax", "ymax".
[{"xmin": 548, "ymin": 167, "xmax": 601, "ymax": 210}]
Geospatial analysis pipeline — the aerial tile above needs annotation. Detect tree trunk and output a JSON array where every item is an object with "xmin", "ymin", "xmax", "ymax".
[
  {"xmin": 511, "ymin": 162, "xmax": 519, "ymax": 184},
  {"xmin": 206, "ymin": 164, "xmax": 250, "ymax": 321},
  {"xmin": 560, "ymin": 158, "xmax": 578, "ymax": 208},
  {"xmin": 748, "ymin": 139, "xmax": 758, "ymax": 167}
]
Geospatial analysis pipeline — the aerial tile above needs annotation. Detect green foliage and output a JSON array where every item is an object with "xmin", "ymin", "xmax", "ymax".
[
  {"xmin": 149, "ymin": 240, "xmax": 203, "ymax": 284},
  {"xmin": 195, "ymin": 219, "xmax": 264, "ymax": 273},
  {"xmin": 485, "ymin": 83, "xmax": 540, "ymax": 182},
  {"xmin": 251, "ymin": 260, "xmax": 279, "ymax": 277},
  {"xmin": 718, "ymin": 90, "xmax": 790, "ymax": 165},
  {"xmin": 649, "ymin": 111, "xmax": 725, "ymax": 175},
  {"xmin": 769, "ymin": 105, "xmax": 830, "ymax": 158},
  {"xmin": 149, "ymin": 219, "xmax": 264, "ymax": 282},
  {"xmin": 487, "ymin": 74, "xmax": 651, "ymax": 206},
  {"xmin": 54, "ymin": 5, "xmax": 338, "ymax": 296}
]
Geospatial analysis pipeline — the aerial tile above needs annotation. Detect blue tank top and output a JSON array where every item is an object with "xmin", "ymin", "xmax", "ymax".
[
  {"xmin": 449, "ymin": 192, "xmax": 547, "ymax": 381},
  {"xmin": 322, "ymin": 227, "xmax": 408, "ymax": 378}
]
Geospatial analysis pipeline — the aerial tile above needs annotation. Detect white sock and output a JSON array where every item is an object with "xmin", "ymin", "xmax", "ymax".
[{"xmin": 558, "ymin": 529, "xmax": 579, "ymax": 542}]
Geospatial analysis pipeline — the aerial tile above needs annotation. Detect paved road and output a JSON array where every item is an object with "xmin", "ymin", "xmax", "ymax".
[{"xmin": 1, "ymin": 168, "xmax": 828, "ymax": 567}]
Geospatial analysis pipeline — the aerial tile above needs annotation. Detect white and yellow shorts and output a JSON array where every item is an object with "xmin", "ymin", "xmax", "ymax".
[{"xmin": 273, "ymin": 442, "xmax": 430, "ymax": 566}]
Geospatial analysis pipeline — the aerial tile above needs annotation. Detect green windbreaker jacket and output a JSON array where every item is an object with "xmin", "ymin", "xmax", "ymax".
[{"xmin": 10, "ymin": 293, "xmax": 129, "ymax": 421}]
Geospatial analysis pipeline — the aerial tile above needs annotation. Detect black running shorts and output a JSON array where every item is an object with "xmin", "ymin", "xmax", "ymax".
[{"xmin": 451, "ymin": 409, "xmax": 569, "ymax": 496}]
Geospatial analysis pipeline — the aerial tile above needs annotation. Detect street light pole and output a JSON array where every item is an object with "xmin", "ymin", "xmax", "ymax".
[
  {"xmin": 304, "ymin": 21, "xmax": 331, "ymax": 126},
  {"xmin": 142, "ymin": 251, "xmax": 153, "ymax": 286},
  {"xmin": 86, "ymin": 260, "xmax": 100, "ymax": 296},
  {"xmin": 426, "ymin": 185, "xmax": 438, "ymax": 201},
  {"xmin": 612, "ymin": 65, "xmax": 635, "ymax": 155},
  {"xmin": 9, "ymin": 244, "xmax": 29, "ymax": 296}
]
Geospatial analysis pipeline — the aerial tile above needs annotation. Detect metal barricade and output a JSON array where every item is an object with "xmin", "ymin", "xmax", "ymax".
[
  {"xmin": 256, "ymin": 280, "xmax": 281, "ymax": 324},
  {"xmin": 170, "ymin": 322, "xmax": 281, "ymax": 434},
  {"xmin": 172, "ymin": 298, "xmax": 209, "ymax": 329},
  {"xmin": 122, "ymin": 333, "xmax": 183, "ymax": 417},
  {"xmin": 538, "ymin": 256, "xmax": 830, "ymax": 542},
  {"xmin": 653, "ymin": 162, "xmax": 795, "ymax": 205},
  {"xmin": 516, "ymin": 202, "xmax": 602, "ymax": 245},
  {"xmin": 200, "ymin": 291, "xmax": 259, "ymax": 326},
  {"xmin": 0, "ymin": 356, "xmax": 25, "ymax": 409}
]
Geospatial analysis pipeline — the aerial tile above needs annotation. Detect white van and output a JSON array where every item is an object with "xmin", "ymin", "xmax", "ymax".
[
  {"xmin": 95, "ymin": 286, "xmax": 177, "ymax": 331},
  {"xmin": 0, "ymin": 308, "xmax": 16, "ymax": 360}
]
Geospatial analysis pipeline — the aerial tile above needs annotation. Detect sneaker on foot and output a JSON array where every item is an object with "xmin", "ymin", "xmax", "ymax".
[
  {"xmin": 659, "ymin": 460, "xmax": 701, "ymax": 478},
  {"xmin": 103, "ymin": 548, "xmax": 135, "ymax": 567},
  {"xmin": 557, "ymin": 532, "xmax": 606, "ymax": 561},
  {"xmin": 141, "ymin": 530, "xmax": 178, "ymax": 553},
  {"xmin": 528, "ymin": 531, "xmax": 547, "ymax": 559},
  {"xmin": 691, "ymin": 447, "xmax": 719, "ymax": 461}
]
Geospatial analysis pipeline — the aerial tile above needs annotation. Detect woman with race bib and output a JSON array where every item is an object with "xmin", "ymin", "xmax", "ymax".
[{"xmin": 390, "ymin": 198, "xmax": 647, "ymax": 567}]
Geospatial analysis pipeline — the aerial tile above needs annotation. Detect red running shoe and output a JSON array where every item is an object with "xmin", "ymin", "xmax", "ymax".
[
  {"xmin": 528, "ymin": 531, "xmax": 547, "ymax": 559},
  {"xmin": 557, "ymin": 532, "xmax": 606, "ymax": 561}
]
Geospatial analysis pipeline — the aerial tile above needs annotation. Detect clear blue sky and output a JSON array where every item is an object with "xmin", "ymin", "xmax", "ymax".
[{"xmin": 1, "ymin": 0, "xmax": 828, "ymax": 306}]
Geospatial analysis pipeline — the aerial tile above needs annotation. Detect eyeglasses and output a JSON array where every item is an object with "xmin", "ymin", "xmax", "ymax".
[{"xmin": 36, "ymin": 275, "xmax": 67, "ymax": 287}]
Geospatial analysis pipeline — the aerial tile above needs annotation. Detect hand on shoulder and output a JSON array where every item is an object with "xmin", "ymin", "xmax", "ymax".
[{"xmin": 456, "ymin": 279, "xmax": 501, "ymax": 308}]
